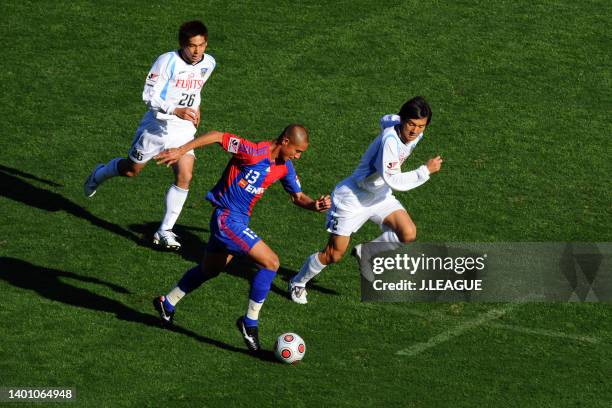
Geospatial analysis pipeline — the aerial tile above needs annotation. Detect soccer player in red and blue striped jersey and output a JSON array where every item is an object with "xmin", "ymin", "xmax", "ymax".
[{"xmin": 153, "ymin": 124, "xmax": 330, "ymax": 353}]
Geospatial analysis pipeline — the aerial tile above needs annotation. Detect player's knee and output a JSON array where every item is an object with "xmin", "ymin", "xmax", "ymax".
[
  {"xmin": 176, "ymin": 172, "xmax": 192, "ymax": 188},
  {"xmin": 262, "ymin": 253, "xmax": 280, "ymax": 271},
  {"xmin": 120, "ymin": 161, "xmax": 142, "ymax": 178},
  {"xmin": 124, "ymin": 169, "xmax": 141, "ymax": 177},
  {"xmin": 398, "ymin": 224, "xmax": 417, "ymax": 243}
]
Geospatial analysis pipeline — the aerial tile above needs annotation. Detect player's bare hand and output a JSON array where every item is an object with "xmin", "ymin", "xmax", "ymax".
[
  {"xmin": 174, "ymin": 107, "xmax": 198, "ymax": 125},
  {"xmin": 314, "ymin": 195, "xmax": 332, "ymax": 212},
  {"xmin": 426, "ymin": 156, "xmax": 443, "ymax": 174},
  {"xmin": 154, "ymin": 148, "xmax": 183, "ymax": 166}
]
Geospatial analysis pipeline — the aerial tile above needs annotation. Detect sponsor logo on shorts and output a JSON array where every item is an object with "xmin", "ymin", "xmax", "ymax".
[{"xmin": 228, "ymin": 137, "xmax": 240, "ymax": 153}]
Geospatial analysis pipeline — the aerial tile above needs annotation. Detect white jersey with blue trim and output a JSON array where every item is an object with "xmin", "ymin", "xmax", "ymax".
[
  {"xmin": 349, "ymin": 114, "xmax": 430, "ymax": 197},
  {"xmin": 141, "ymin": 50, "xmax": 216, "ymax": 126}
]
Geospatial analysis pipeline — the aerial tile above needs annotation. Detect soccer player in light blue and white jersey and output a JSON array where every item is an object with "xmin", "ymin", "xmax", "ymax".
[
  {"xmin": 83, "ymin": 21, "xmax": 216, "ymax": 250},
  {"xmin": 289, "ymin": 96, "xmax": 443, "ymax": 303}
]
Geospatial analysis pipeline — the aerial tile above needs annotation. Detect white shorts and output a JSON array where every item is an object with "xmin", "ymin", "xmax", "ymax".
[
  {"xmin": 128, "ymin": 112, "xmax": 196, "ymax": 164},
  {"xmin": 325, "ymin": 178, "xmax": 405, "ymax": 236}
]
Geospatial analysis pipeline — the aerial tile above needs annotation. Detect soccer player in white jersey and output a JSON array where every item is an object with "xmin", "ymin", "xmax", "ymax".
[
  {"xmin": 288, "ymin": 96, "xmax": 443, "ymax": 303},
  {"xmin": 83, "ymin": 20, "xmax": 216, "ymax": 250}
]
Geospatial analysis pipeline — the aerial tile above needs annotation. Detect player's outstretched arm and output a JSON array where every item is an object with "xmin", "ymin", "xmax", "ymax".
[
  {"xmin": 155, "ymin": 130, "xmax": 225, "ymax": 166},
  {"xmin": 382, "ymin": 156, "xmax": 442, "ymax": 191},
  {"xmin": 289, "ymin": 192, "xmax": 331, "ymax": 212},
  {"xmin": 378, "ymin": 134, "xmax": 443, "ymax": 191}
]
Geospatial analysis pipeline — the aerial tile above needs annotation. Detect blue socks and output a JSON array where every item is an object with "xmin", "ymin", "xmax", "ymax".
[
  {"xmin": 177, "ymin": 265, "xmax": 208, "ymax": 293},
  {"xmin": 244, "ymin": 268, "xmax": 276, "ymax": 327},
  {"xmin": 162, "ymin": 297, "xmax": 175, "ymax": 312},
  {"xmin": 243, "ymin": 315, "xmax": 259, "ymax": 327},
  {"xmin": 165, "ymin": 265, "xmax": 277, "ymax": 329},
  {"xmin": 249, "ymin": 268, "xmax": 276, "ymax": 302}
]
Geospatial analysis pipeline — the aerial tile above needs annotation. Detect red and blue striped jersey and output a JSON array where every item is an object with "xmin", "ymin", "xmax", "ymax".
[{"xmin": 206, "ymin": 132, "xmax": 302, "ymax": 217}]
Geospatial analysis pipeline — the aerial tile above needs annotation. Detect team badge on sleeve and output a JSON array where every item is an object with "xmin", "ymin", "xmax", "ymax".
[
  {"xmin": 146, "ymin": 73, "xmax": 159, "ymax": 84},
  {"xmin": 386, "ymin": 161, "xmax": 399, "ymax": 169},
  {"xmin": 228, "ymin": 137, "xmax": 241, "ymax": 153},
  {"xmin": 385, "ymin": 161, "xmax": 400, "ymax": 174}
]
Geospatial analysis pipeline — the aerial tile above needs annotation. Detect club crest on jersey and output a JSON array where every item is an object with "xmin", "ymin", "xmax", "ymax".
[
  {"xmin": 200, "ymin": 68, "xmax": 209, "ymax": 77},
  {"xmin": 228, "ymin": 137, "xmax": 241, "ymax": 153}
]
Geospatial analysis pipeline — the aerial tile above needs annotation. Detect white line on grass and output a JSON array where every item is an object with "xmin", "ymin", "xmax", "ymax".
[
  {"xmin": 486, "ymin": 322, "xmax": 600, "ymax": 344},
  {"xmin": 402, "ymin": 307, "xmax": 600, "ymax": 349},
  {"xmin": 396, "ymin": 303, "xmax": 524, "ymax": 357}
]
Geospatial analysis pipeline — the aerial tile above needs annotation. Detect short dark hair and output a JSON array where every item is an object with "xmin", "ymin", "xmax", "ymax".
[
  {"xmin": 178, "ymin": 20, "xmax": 208, "ymax": 46},
  {"xmin": 398, "ymin": 96, "xmax": 432, "ymax": 125}
]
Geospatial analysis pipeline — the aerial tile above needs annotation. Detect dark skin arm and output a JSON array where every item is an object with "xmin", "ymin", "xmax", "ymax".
[
  {"xmin": 154, "ymin": 130, "xmax": 224, "ymax": 166},
  {"xmin": 289, "ymin": 192, "xmax": 331, "ymax": 212}
]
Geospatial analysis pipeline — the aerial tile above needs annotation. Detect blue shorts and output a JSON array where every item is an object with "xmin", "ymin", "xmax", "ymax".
[{"xmin": 206, "ymin": 207, "xmax": 261, "ymax": 256}]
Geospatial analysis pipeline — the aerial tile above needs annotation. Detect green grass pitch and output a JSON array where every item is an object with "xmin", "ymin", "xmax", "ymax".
[{"xmin": 1, "ymin": 0, "xmax": 610, "ymax": 406}]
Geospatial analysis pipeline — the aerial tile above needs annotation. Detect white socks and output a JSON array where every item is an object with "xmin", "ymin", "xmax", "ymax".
[
  {"xmin": 292, "ymin": 253, "xmax": 326, "ymax": 287},
  {"xmin": 159, "ymin": 184, "xmax": 189, "ymax": 231},
  {"xmin": 370, "ymin": 230, "xmax": 402, "ymax": 254},
  {"xmin": 291, "ymin": 232, "xmax": 403, "ymax": 288},
  {"xmin": 372, "ymin": 230, "xmax": 401, "ymax": 244},
  {"xmin": 246, "ymin": 299, "xmax": 264, "ymax": 321},
  {"xmin": 165, "ymin": 286, "xmax": 186, "ymax": 306},
  {"xmin": 94, "ymin": 157, "xmax": 121, "ymax": 185}
]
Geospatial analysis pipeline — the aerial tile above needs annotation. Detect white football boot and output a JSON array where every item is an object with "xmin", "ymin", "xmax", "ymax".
[
  {"xmin": 83, "ymin": 164, "xmax": 104, "ymax": 197},
  {"xmin": 153, "ymin": 230, "xmax": 181, "ymax": 250},
  {"xmin": 288, "ymin": 280, "xmax": 308, "ymax": 304}
]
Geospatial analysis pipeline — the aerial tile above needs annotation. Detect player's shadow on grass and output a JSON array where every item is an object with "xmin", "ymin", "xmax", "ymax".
[
  {"xmin": 0, "ymin": 164, "xmax": 140, "ymax": 243},
  {"xmin": 0, "ymin": 257, "xmax": 277, "ymax": 362},
  {"xmin": 129, "ymin": 222, "xmax": 339, "ymax": 298}
]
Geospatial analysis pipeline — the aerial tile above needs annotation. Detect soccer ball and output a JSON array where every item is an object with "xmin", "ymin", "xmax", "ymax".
[{"xmin": 274, "ymin": 332, "xmax": 306, "ymax": 364}]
